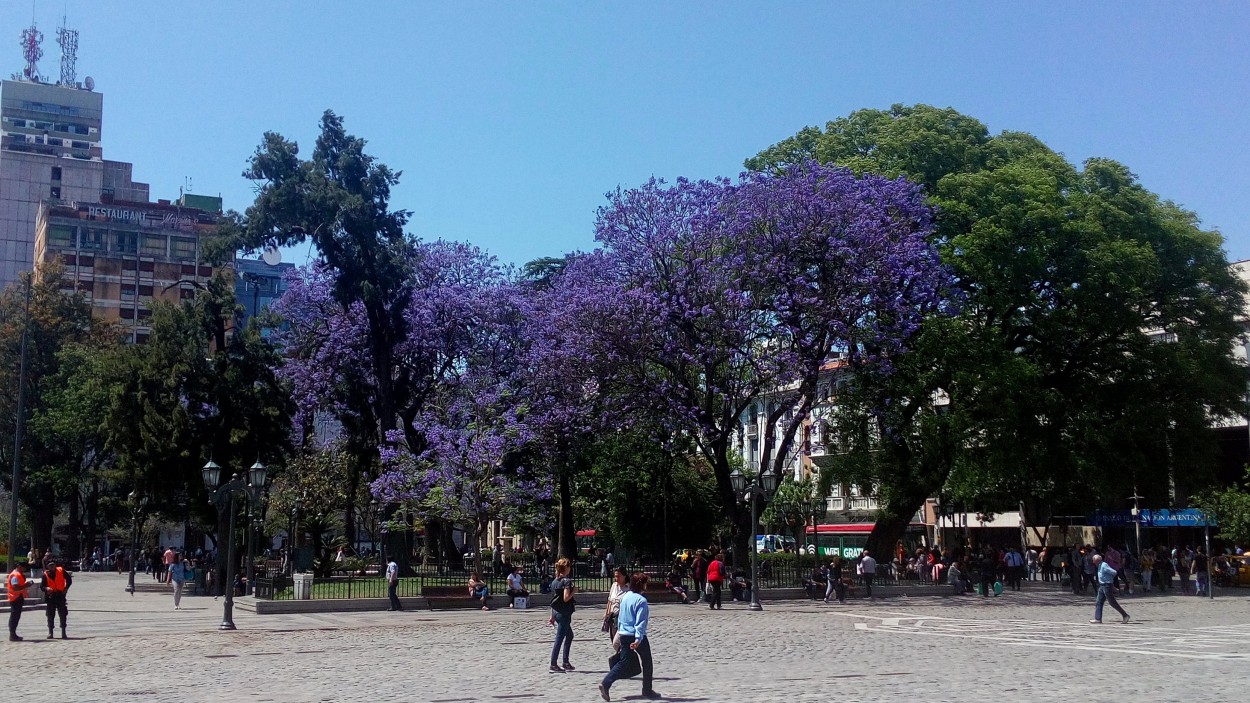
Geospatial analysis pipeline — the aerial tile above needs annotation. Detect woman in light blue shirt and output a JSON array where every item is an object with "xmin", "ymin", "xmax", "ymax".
[{"xmin": 599, "ymin": 573, "xmax": 660, "ymax": 701}]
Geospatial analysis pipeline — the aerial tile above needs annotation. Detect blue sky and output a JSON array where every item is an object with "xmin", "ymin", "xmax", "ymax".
[{"xmin": 5, "ymin": 2, "xmax": 1248, "ymax": 265}]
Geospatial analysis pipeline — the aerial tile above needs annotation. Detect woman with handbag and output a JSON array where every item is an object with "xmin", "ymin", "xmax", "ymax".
[
  {"xmin": 548, "ymin": 557, "xmax": 577, "ymax": 672},
  {"xmin": 603, "ymin": 566, "xmax": 630, "ymax": 643}
]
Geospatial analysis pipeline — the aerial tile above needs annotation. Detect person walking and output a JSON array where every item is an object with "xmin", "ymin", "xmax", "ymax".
[
  {"xmin": 385, "ymin": 558, "xmax": 402, "ymax": 611},
  {"xmin": 162, "ymin": 546, "xmax": 176, "ymax": 584},
  {"xmin": 1004, "ymin": 547, "xmax": 1024, "ymax": 591},
  {"xmin": 691, "ymin": 551, "xmax": 707, "ymax": 603},
  {"xmin": 858, "ymin": 550, "xmax": 877, "ymax": 598},
  {"xmin": 40, "ymin": 558, "xmax": 71, "ymax": 639},
  {"xmin": 1090, "ymin": 554, "xmax": 1129, "ymax": 624},
  {"xmin": 705, "ymin": 551, "xmax": 725, "ymax": 610},
  {"xmin": 548, "ymin": 557, "xmax": 577, "ymax": 672},
  {"xmin": 7, "ymin": 562, "xmax": 31, "ymax": 641},
  {"xmin": 1193, "ymin": 547, "xmax": 1210, "ymax": 597},
  {"xmin": 1139, "ymin": 549, "xmax": 1154, "ymax": 591},
  {"xmin": 598, "ymin": 572, "xmax": 660, "ymax": 701},
  {"xmin": 825, "ymin": 556, "xmax": 847, "ymax": 603},
  {"xmin": 168, "ymin": 552, "xmax": 186, "ymax": 610},
  {"xmin": 603, "ymin": 566, "xmax": 629, "ymax": 640}
]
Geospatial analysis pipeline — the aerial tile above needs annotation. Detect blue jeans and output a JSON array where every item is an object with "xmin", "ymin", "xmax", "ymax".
[
  {"xmin": 550, "ymin": 610, "xmax": 573, "ymax": 665},
  {"xmin": 1094, "ymin": 583, "xmax": 1127, "ymax": 621}
]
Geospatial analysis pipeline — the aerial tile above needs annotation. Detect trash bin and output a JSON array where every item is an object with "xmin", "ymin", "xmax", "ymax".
[{"xmin": 293, "ymin": 572, "xmax": 314, "ymax": 600}]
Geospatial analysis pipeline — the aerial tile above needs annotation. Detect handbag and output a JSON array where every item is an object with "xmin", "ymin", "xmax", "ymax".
[
  {"xmin": 607, "ymin": 648, "xmax": 643, "ymax": 679},
  {"xmin": 704, "ymin": 582, "xmax": 714, "ymax": 596}
]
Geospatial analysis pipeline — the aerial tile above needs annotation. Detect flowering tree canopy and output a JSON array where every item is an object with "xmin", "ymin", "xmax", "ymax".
[{"xmin": 558, "ymin": 161, "xmax": 954, "ymax": 545}]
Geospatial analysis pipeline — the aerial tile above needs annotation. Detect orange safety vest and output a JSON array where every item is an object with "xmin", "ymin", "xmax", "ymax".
[
  {"xmin": 44, "ymin": 567, "xmax": 66, "ymax": 593},
  {"xmin": 6, "ymin": 570, "xmax": 27, "ymax": 602}
]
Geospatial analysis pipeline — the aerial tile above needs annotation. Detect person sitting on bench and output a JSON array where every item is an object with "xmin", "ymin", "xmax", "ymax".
[
  {"xmin": 664, "ymin": 567, "xmax": 691, "ymax": 604},
  {"xmin": 468, "ymin": 572, "xmax": 490, "ymax": 610}
]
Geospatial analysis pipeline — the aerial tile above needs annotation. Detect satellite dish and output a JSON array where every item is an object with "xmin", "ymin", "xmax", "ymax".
[
  {"xmin": 84, "ymin": 76, "xmax": 94, "ymax": 91},
  {"xmin": 261, "ymin": 245, "xmax": 282, "ymax": 266}
]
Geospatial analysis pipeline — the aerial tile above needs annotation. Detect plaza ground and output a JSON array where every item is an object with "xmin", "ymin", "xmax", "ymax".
[{"xmin": 20, "ymin": 573, "xmax": 1250, "ymax": 702}]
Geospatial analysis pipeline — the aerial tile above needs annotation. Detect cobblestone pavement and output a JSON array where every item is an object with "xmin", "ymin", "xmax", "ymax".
[{"xmin": 19, "ymin": 573, "xmax": 1250, "ymax": 703}]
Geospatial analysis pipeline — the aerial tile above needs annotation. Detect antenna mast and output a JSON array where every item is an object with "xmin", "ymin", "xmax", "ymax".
[
  {"xmin": 56, "ymin": 13, "xmax": 77, "ymax": 86},
  {"xmin": 19, "ymin": 21, "xmax": 43, "ymax": 82}
]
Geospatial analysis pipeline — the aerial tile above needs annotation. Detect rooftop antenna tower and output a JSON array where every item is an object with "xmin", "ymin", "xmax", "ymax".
[
  {"xmin": 19, "ymin": 19, "xmax": 43, "ymax": 82},
  {"xmin": 56, "ymin": 11, "xmax": 78, "ymax": 86}
]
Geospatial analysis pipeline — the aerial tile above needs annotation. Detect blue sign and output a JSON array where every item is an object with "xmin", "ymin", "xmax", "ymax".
[{"xmin": 1087, "ymin": 508, "xmax": 1214, "ymax": 528}]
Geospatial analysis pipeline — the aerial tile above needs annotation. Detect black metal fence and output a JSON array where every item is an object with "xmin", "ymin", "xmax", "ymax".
[{"xmin": 253, "ymin": 557, "xmax": 961, "ymax": 601}]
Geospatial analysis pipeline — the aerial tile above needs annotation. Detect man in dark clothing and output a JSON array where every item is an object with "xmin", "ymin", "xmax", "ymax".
[
  {"xmin": 40, "ymin": 558, "xmax": 71, "ymax": 639},
  {"xmin": 691, "ymin": 552, "xmax": 707, "ymax": 603}
]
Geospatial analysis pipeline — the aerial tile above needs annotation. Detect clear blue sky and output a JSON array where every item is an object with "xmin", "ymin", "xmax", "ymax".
[{"xmin": 5, "ymin": 2, "xmax": 1249, "ymax": 265}]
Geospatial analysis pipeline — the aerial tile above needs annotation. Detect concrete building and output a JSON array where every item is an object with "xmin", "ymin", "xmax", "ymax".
[
  {"xmin": 34, "ymin": 194, "xmax": 221, "ymax": 342},
  {"xmin": 0, "ymin": 77, "xmax": 148, "ymax": 290}
]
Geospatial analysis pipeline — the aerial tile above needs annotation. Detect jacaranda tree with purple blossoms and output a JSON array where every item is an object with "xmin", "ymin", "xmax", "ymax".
[{"xmin": 566, "ymin": 162, "xmax": 953, "ymax": 557}]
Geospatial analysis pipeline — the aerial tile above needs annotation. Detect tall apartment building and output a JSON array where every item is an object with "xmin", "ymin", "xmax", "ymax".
[
  {"xmin": 0, "ymin": 76, "xmax": 148, "ymax": 290},
  {"xmin": 34, "ymin": 194, "xmax": 221, "ymax": 342}
]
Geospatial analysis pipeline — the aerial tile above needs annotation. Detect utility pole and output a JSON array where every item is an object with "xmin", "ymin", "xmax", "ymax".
[{"xmin": 8, "ymin": 276, "xmax": 32, "ymax": 569}]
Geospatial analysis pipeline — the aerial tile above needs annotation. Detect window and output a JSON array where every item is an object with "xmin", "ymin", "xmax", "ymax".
[
  {"xmin": 140, "ymin": 234, "xmax": 166, "ymax": 256},
  {"xmin": 51, "ymin": 166, "xmax": 61, "ymax": 180},
  {"xmin": 70, "ymin": 141, "xmax": 89, "ymax": 150},
  {"xmin": 119, "ymin": 308, "xmax": 134, "ymax": 320},
  {"xmin": 121, "ymin": 283, "xmax": 136, "ymax": 299},
  {"xmin": 80, "ymin": 229, "xmax": 105, "ymax": 250},
  {"xmin": 171, "ymin": 237, "xmax": 196, "ymax": 259},
  {"xmin": 138, "ymin": 285, "xmax": 153, "ymax": 298},
  {"xmin": 49, "ymin": 186, "xmax": 60, "ymax": 199},
  {"xmin": 47, "ymin": 225, "xmax": 74, "ymax": 247},
  {"xmin": 113, "ymin": 231, "xmax": 137, "ymax": 254}
]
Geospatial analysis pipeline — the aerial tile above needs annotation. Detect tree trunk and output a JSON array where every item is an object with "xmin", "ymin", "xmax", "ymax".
[
  {"xmin": 557, "ymin": 469, "xmax": 576, "ymax": 560},
  {"xmin": 68, "ymin": 488, "xmax": 81, "ymax": 560},
  {"xmin": 30, "ymin": 497, "xmax": 53, "ymax": 551},
  {"xmin": 864, "ymin": 492, "xmax": 927, "ymax": 562}
]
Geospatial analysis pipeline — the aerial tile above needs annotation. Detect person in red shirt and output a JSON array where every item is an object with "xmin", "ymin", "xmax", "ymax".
[
  {"xmin": 162, "ymin": 547, "xmax": 176, "ymax": 584},
  {"xmin": 705, "ymin": 552, "xmax": 725, "ymax": 610}
]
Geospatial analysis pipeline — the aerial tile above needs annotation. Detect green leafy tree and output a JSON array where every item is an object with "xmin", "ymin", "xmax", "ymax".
[
  {"xmin": 753, "ymin": 105, "xmax": 1248, "ymax": 557},
  {"xmin": 1193, "ymin": 470, "xmax": 1250, "ymax": 546},
  {"xmin": 0, "ymin": 264, "xmax": 118, "ymax": 555}
]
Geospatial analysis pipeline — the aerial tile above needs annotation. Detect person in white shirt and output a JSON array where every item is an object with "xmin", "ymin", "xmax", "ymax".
[
  {"xmin": 506, "ymin": 566, "xmax": 529, "ymax": 608},
  {"xmin": 385, "ymin": 559, "xmax": 401, "ymax": 612},
  {"xmin": 858, "ymin": 551, "xmax": 877, "ymax": 598},
  {"xmin": 603, "ymin": 566, "xmax": 630, "ymax": 641}
]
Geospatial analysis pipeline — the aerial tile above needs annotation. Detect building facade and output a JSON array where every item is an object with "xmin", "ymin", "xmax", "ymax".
[
  {"xmin": 0, "ymin": 77, "xmax": 149, "ymax": 291},
  {"xmin": 34, "ymin": 195, "xmax": 221, "ymax": 342}
]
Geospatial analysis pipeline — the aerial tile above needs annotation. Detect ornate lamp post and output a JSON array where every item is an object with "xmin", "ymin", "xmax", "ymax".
[
  {"xmin": 810, "ymin": 495, "xmax": 829, "ymax": 571},
  {"xmin": 287, "ymin": 497, "xmax": 304, "ymax": 575},
  {"xmin": 124, "ymin": 490, "xmax": 149, "ymax": 595},
  {"xmin": 730, "ymin": 468, "xmax": 780, "ymax": 612},
  {"xmin": 202, "ymin": 458, "xmax": 268, "ymax": 631},
  {"xmin": 245, "ymin": 482, "xmax": 269, "ymax": 595}
]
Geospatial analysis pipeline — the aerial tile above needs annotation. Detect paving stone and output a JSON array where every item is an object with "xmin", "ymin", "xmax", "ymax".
[{"xmin": 18, "ymin": 573, "xmax": 1248, "ymax": 702}]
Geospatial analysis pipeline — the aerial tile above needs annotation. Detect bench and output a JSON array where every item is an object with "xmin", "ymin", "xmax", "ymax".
[
  {"xmin": 644, "ymin": 588, "xmax": 689, "ymax": 604},
  {"xmin": 423, "ymin": 585, "xmax": 492, "ymax": 610}
]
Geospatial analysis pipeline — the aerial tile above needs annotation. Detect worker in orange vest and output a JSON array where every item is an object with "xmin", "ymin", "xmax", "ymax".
[
  {"xmin": 40, "ymin": 558, "xmax": 71, "ymax": 640},
  {"xmin": 7, "ymin": 562, "xmax": 31, "ymax": 641}
]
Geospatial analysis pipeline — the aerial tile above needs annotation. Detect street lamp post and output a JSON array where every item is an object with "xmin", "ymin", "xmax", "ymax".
[
  {"xmin": 124, "ymin": 490, "xmax": 149, "ymax": 595},
  {"xmin": 810, "ymin": 497, "xmax": 829, "ymax": 572},
  {"xmin": 1127, "ymin": 491, "xmax": 1145, "ymax": 558},
  {"xmin": 202, "ymin": 459, "xmax": 268, "ymax": 631},
  {"xmin": 730, "ymin": 468, "xmax": 779, "ymax": 612},
  {"xmin": 287, "ymin": 497, "xmax": 303, "ymax": 575}
]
